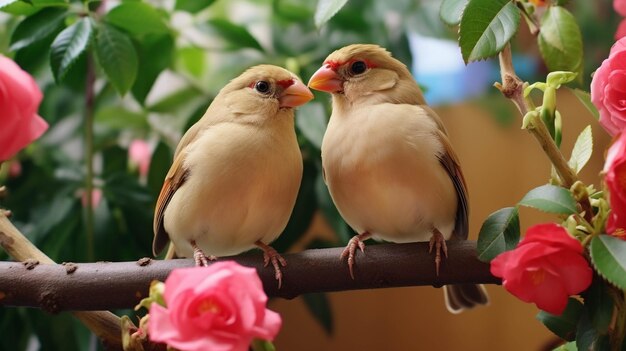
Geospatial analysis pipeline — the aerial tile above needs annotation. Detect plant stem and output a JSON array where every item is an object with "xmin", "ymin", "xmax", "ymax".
[
  {"xmin": 85, "ymin": 53, "xmax": 96, "ymax": 262},
  {"xmin": 495, "ymin": 45, "xmax": 593, "ymax": 221}
]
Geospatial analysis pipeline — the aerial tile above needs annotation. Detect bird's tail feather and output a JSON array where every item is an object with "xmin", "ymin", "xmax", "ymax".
[{"xmin": 444, "ymin": 284, "xmax": 489, "ymax": 314}]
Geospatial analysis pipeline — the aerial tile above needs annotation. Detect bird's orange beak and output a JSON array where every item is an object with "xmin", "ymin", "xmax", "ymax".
[
  {"xmin": 279, "ymin": 79, "xmax": 314, "ymax": 108},
  {"xmin": 308, "ymin": 64, "xmax": 343, "ymax": 93}
]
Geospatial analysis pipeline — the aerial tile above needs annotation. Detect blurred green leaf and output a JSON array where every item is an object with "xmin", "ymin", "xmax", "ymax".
[
  {"xmin": 584, "ymin": 278, "xmax": 614, "ymax": 334},
  {"xmin": 1, "ymin": 0, "xmax": 66, "ymax": 15},
  {"xmin": 590, "ymin": 235, "xmax": 626, "ymax": 290},
  {"xmin": 568, "ymin": 125, "xmax": 592, "ymax": 174},
  {"xmin": 206, "ymin": 18, "xmax": 264, "ymax": 51},
  {"xmin": 536, "ymin": 298, "xmax": 582, "ymax": 341},
  {"xmin": 273, "ymin": 0, "xmax": 312, "ymax": 22},
  {"xmin": 176, "ymin": 46, "xmax": 206, "ymax": 77},
  {"xmin": 552, "ymin": 341, "xmax": 578, "ymax": 351},
  {"xmin": 0, "ymin": 309, "xmax": 31, "ymax": 351},
  {"xmin": 538, "ymin": 6, "xmax": 583, "ymax": 78},
  {"xmin": 440, "ymin": 0, "xmax": 469, "ymax": 26},
  {"xmin": 0, "ymin": 0, "xmax": 18, "ymax": 8},
  {"xmin": 132, "ymin": 33, "xmax": 175, "ymax": 104},
  {"xmin": 102, "ymin": 145, "xmax": 129, "ymax": 177},
  {"xmin": 459, "ymin": 0, "xmax": 520, "ymax": 62},
  {"xmin": 314, "ymin": 0, "xmax": 348, "ymax": 28},
  {"xmin": 147, "ymin": 141, "xmax": 173, "ymax": 199},
  {"xmin": 302, "ymin": 293, "xmax": 334, "ymax": 335},
  {"xmin": 105, "ymin": 173, "xmax": 152, "ymax": 205},
  {"xmin": 95, "ymin": 106, "xmax": 149, "ymax": 130},
  {"xmin": 9, "ymin": 7, "xmax": 66, "ymax": 51},
  {"xmin": 95, "ymin": 23, "xmax": 138, "ymax": 95},
  {"xmin": 476, "ymin": 207, "xmax": 520, "ymax": 262},
  {"xmin": 518, "ymin": 184, "xmax": 577, "ymax": 214},
  {"xmin": 50, "ymin": 17, "xmax": 93, "ymax": 82},
  {"xmin": 576, "ymin": 307, "xmax": 608, "ymax": 351},
  {"xmin": 175, "ymin": 0, "xmax": 216, "ymax": 13},
  {"xmin": 296, "ymin": 101, "xmax": 327, "ymax": 149},
  {"xmin": 148, "ymin": 86, "xmax": 206, "ymax": 113},
  {"xmin": 105, "ymin": 2, "xmax": 169, "ymax": 37},
  {"xmin": 571, "ymin": 89, "xmax": 599, "ymax": 120}
]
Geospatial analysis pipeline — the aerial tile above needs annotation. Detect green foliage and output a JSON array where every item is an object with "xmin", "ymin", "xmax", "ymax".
[
  {"xmin": 538, "ymin": 6, "xmax": 583, "ymax": 79},
  {"xmin": 568, "ymin": 125, "xmax": 593, "ymax": 175},
  {"xmin": 458, "ymin": 0, "xmax": 520, "ymax": 62},
  {"xmin": 476, "ymin": 207, "xmax": 520, "ymax": 262},
  {"xmin": 94, "ymin": 23, "xmax": 138, "ymax": 95},
  {"xmin": 590, "ymin": 235, "xmax": 626, "ymax": 290},
  {"xmin": 536, "ymin": 298, "xmax": 583, "ymax": 341},
  {"xmin": 314, "ymin": 0, "xmax": 348, "ymax": 28},
  {"xmin": 205, "ymin": 18, "xmax": 264, "ymax": 51},
  {"xmin": 302, "ymin": 293, "xmax": 334, "ymax": 335},
  {"xmin": 439, "ymin": 0, "xmax": 468, "ymax": 26},
  {"xmin": 50, "ymin": 17, "xmax": 93, "ymax": 83},
  {"xmin": 518, "ymin": 184, "xmax": 578, "ymax": 215}
]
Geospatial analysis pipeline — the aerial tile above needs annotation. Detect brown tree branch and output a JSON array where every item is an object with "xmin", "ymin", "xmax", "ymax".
[
  {"xmin": 0, "ymin": 240, "xmax": 499, "ymax": 311},
  {"xmin": 0, "ymin": 214, "xmax": 123, "ymax": 349}
]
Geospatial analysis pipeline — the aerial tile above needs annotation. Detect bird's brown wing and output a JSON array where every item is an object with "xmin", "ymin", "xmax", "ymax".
[
  {"xmin": 152, "ymin": 124, "xmax": 202, "ymax": 256},
  {"xmin": 435, "ymin": 129, "xmax": 469, "ymax": 241}
]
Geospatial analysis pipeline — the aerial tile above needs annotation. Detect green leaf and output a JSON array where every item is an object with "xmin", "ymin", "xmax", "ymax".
[
  {"xmin": 590, "ymin": 235, "xmax": 626, "ymax": 290},
  {"xmin": 132, "ymin": 33, "xmax": 175, "ymax": 104},
  {"xmin": 476, "ymin": 207, "xmax": 520, "ymax": 262},
  {"xmin": 302, "ymin": 293, "xmax": 334, "ymax": 335},
  {"xmin": 571, "ymin": 89, "xmax": 599, "ymax": 120},
  {"xmin": 95, "ymin": 106, "xmax": 148, "ymax": 130},
  {"xmin": 95, "ymin": 23, "xmax": 138, "ymax": 95},
  {"xmin": 50, "ymin": 17, "xmax": 93, "ymax": 82},
  {"xmin": 552, "ymin": 341, "xmax": 578, "ymax": 351},
  {"xmin": 536, "ymin": 298, "xmax": 582, "ymax": 341},
  {"xmin": 295, "ymin": 101, "xmax": 327, "ymax": 149},
  {"xmin": 147, "ymin": 141, "xmax": 172, "ymax": 199},
  {"xmin": 175, "ymin": 0, "xmax": 216, "ymax": 13},
  {"xmin": 10, "ymin": 8, "xmax": 66, "ymax": 51},
  {"xmin": 0, "ymin": 0, "xmax": 17, "ymax": 8},
  {"xmin": 314, "ymin": 0, "xmax": 348, "ymax": 28},
  {"xmin": 251, "ymin": 339, "xmax": 276, "ymax": 351},
  {"xmin": 538, "ymin": 6, "xmax": 583, "ymax": 78},
  {"xmin": 440, "ymin": 0, "xmax": 469, "ymax": 26},
  {"xmin": 458, "ymin": 0, "xmax": 520, "ymax": 62},
  {"xmin": 176, "ymin": 46, "xmax": 206, "ymax": 77},
  {"xmin": 206, "ymin": 18, "xmax": 263, "ymax": 51},
  {"xmin": 568, "ymin": 125, "xmax": 592, "ymax": 174},
  {"xmin": 105, "ymin": 2, "xmax": 169, "ymax": 37},
  {"xmin": 584, "ymin": 278, "xmax": 614, "ymax": 334},
  {"xmin": 576, "ymin": 307, "xmax": 609, "ymax": 351},
  {"xmin": 2, "ymin": 0, "xmax": 67, "ymax": 15},
  {"xmin": 518, "ymin": 184, "xmax": 577, "ymax": 215}
]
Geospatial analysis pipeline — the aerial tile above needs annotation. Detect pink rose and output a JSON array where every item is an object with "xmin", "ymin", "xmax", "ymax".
[
  {"xmin": 491, "ymin": 223, "xmax": 592, "ymax": 315},
  {"xmin": 0, "ymin": 55, "xmax": 48, "ymax": 161},
  {"xmin": 591, "ymin": 37, "xmax": 626, "ymax": 136},
  {"xmin": 617, "ymin": 19, "xmax": 626, "ymax": 40},
  {"xmin": 604, "ymin": 132, "xmax": 626, "ymax": 237},
  {"xmin": 149, "ymin": 262, "xmax": 281, "ymax": 351},
  {"xmin": 128, "ymin": 139, "xmax": 151, "ymax": 178},
  {"xmin": 616, "ymin": 0, "xmax": 626, "ymax": 17}
]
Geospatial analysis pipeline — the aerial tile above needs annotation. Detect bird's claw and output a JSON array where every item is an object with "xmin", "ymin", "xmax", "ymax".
[
  {"xmin": 340, "ymin": 233, "xmax": 370, "ymax": 279},
  {"xmin": 429, "ymin": 230, "xmax": 448, "ymax": 276},
  {"xmin": 191, "ymin": 241, "xmax": 216, "ymax": 267},
  {"xmin": 256, "ymin": 241, "xmax": 287, "ymax": 289}
]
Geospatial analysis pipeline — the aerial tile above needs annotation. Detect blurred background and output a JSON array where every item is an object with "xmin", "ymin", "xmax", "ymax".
[{"xmin": 0, "ymin": 0, "xmax": 618, "ymax": 349}]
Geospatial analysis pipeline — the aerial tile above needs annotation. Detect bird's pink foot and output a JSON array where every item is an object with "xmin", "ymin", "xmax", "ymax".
[
  {"xmin": 255, "ymin": 241, "xmax": 287, "ymax": 289},
  {"xmin": 191, "ymin": 240, "xmax": 216, "ymax": 267},
  {"xmin": 340, "ymin": 232, "xmax": 371, "ymax": 279},
  {"xmin": 428, "ymin": 229, "xmax": 448, "ymax": 275}
]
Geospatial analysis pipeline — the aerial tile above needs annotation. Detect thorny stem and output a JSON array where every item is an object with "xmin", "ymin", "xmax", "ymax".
[
  {"xmin": 84, "ymin": 53, "xmax": 96, "ymax": 262},
  {"xmin": 495, "ymin": 45, "xmax": 593, "ymax": 222}
]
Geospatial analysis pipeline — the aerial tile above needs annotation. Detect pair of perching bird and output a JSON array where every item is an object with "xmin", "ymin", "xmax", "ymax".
[{"xmin": 152, "ymin": 44, "xmax": 488, "ymax": 313}]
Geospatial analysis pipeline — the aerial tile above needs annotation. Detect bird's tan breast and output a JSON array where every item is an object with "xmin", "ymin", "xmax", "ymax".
[
  {"xmin": 321, "ymin": 103, "xmax": 457, "ymax": 241},
  {"xmin": 164, "ymin": 121, "xmax": 302, "ymax": 257}
]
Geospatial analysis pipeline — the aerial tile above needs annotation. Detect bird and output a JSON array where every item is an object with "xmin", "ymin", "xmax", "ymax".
[
  {"xmin": 307, "ymin": 44, "xmax": 488, "ymax": 313},
  {"xmin": 153, "ymin": 65, "xmax": 314, "ymax": 288}
]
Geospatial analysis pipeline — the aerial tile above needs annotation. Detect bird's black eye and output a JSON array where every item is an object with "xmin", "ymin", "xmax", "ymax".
[
  {"xmin": 350, "ymin": 61, "xmax": 367, "ymax": 75},
  {"xmin": 255, "ymin": 81, "xmax": 271, "ymax": 94}
]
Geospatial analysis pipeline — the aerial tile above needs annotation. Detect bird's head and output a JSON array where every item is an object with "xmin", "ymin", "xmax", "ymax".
[
  {"xmin": 307, "ymin": 44, "xmax": 424, "ymax": 105},
  {"xmin": 220, "ymin": 65, "xmax": 313, "ymax": 117}
]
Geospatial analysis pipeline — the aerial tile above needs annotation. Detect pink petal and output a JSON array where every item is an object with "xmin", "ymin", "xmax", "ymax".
[
  {"xmin": 616, "ymin": 0, "xmax": 626, "ymax": 17},
  {"xmin": 148, "ymin": 304, "xmax": 179, "ymax": 343}
]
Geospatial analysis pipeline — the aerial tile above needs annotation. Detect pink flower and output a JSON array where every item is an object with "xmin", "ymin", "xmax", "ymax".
[
  {"xmin": 616, "ymin": 0, "xmax": 626, "ymax": 17},
  {"xmin": 149, "ymin": 262, "xmax": 281, "ymax": 351},
  {"xmin": 591, "ymin": 37, "xmax": 626, "ymax": 136},
  {"xmin": 0, "ymin": 55, "xmax": 48, "ymax": 161},
  {"xmin": 491, "ymin": 223, "xmax": 592, "ymax": 315},
  {"xmin": 80, "ymin": 188, "xmax": 103, "ymax": 209},
  {"xmin": 617, "ymin": 19, "xmax": 626, "ymax": 40},
  {"xmin": 128, "ymin": 139, "xmax": 151, "ymax": 177},
  {"xmin": 604, "ymin": 132, "xmax": 626, "ymax": 237}
]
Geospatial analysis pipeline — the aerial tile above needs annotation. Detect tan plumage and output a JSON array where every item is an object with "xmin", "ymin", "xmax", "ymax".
[
  {"xmin": 308, "ymin": 44, "xmax": 488, "ymax": 313},
  {"xmin": 153, "ymin": 65, "xmax": 313, "ymax": 286}
]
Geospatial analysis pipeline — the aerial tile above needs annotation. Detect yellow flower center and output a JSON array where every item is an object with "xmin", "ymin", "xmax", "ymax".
[
  {"xmin": 530, "ymin": 269, "xmax": 545, "ymax": 286},
  {"xmin": 198, "ymin": 299, "xmax": 220, "ymax": 314}
]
